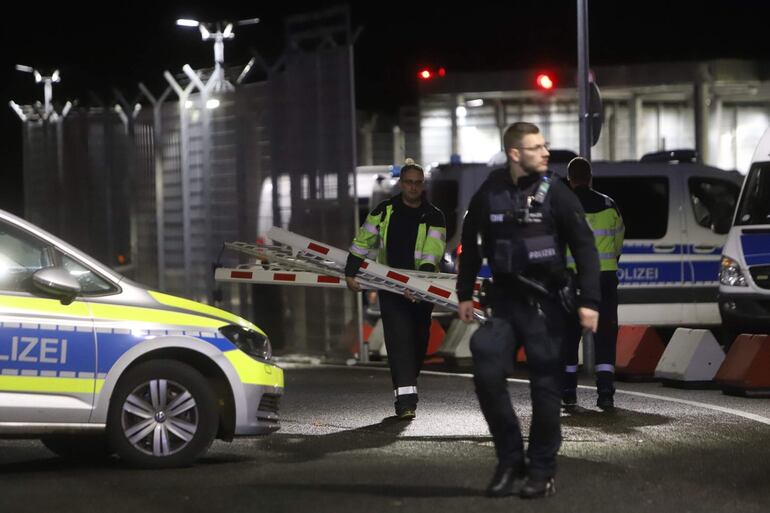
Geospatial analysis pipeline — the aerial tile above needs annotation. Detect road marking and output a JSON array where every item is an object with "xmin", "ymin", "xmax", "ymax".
[
  {"xmin": 601, "ymin": 388, "xmax": 770, "ymax": 426},
  {"xmin": 318, "ymin": 365, "xmax": 770, "ymax": 427},
  {"xmin": 421, "ymin": 370, "xmax": 770, "ymax": 427}
]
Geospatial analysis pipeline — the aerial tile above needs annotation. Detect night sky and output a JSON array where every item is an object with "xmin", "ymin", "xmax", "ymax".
[{"xmin": 2, "ymin": 1, "xmax": 770, "ymax": 214}]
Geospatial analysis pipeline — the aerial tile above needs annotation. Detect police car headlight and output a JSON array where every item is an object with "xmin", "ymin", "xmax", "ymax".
[
  {"xmin": 720, "ymin": 256, "xmax": 747, "ymax": 287},
  {"xmin": 219, "ymin": 325, "xmax": 273, "ymax": 360}
]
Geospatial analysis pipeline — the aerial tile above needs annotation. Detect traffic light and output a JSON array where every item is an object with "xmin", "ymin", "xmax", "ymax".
[
  {"xmin": 535, "ymin": 72, "xmax": 555, "ymax": 91},
  {"xmin": 418, "ymin": 67, "xmax": 446, "ymax": 81}
]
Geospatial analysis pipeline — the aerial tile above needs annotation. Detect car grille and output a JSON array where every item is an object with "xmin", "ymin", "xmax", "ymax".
[
  {"xmin": 750, "ymin": 265, "xmax": 770, "ymax": 290},
  {"xmin": 258, "ymin": 394, "xmax": 281, "ymax": 414}
]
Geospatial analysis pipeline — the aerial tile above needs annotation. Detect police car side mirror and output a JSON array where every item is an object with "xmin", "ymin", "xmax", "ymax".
[{"xmin": 32, "ymin": 267, "xmax": 82, "ymax": 305}]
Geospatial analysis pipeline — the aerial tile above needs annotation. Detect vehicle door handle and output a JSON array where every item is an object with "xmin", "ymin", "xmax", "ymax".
[
  {"xmin": 692, "ymin": 245, "xmax": 718, "ymax": 254},
  {"xmin": 652, "ymin": 245, "xmax": 676, "ymax": 253}
]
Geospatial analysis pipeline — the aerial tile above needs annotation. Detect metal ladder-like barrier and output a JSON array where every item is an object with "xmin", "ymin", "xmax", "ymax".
[{"xmin": 214, "ymin": 226, "xmax": 484, "ymax": 320}]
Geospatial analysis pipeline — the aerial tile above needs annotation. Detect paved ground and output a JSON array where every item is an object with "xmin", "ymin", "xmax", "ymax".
[{"xmin": 1, "ymin": 365, "xmax": 769, "ymax": 513}]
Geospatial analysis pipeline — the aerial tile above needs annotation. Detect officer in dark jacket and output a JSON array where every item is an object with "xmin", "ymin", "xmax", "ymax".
[{"xmin": 456, "ymin": 122, "xmax": 600, "ymax": 499}]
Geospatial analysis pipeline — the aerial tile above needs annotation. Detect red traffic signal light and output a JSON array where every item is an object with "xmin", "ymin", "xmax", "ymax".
[
  {"xmin": 418, "ymin": 67, "xmax": 446, "ymax": 81},
  {"xmin": 536, "ymin": 73, "xmax": 555, "ymax": 91}
]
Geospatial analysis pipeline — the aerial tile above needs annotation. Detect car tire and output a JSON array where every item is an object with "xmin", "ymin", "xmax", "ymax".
[
  {"xmin": 40, "ymin": 434, "xmax": 113, "ymax": 461},
  {"xmin": 107, "ymin": 359, "xmax": 218, "ymax": 469}
]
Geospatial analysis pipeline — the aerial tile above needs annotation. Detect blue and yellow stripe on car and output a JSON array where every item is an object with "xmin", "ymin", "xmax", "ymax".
[
  {"xmin": 1, "ymin": 291, "xmax": 283, "ymax": 395},
  {"xmin": 0, "ymin": 295, "xmax": 91, "ymax": 319},
  {"xmin": 0, "ymin": 374, "xmax": 102, "ymax": 394}
]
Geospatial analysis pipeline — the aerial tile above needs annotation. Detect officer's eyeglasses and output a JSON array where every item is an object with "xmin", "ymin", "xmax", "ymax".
[
  {"xmin": 401, "ymin": 179, "xmax": 425, "ymax": 186},
  {"xmin": 517, "ymin": 142, "xmax": 551, "ymax": 153}
]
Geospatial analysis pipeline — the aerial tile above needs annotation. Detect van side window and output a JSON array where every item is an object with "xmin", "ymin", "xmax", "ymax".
[
  {"xmin": 592, "ymin": 176, "xmax": 668, "ymax": 239},
  {"xmin": 688, "ymin": 178, "xmax": 740, "ymax": 234},
  {"xmin": 735, "ymin": 164, "xmax": 770, "ymax": 226}
]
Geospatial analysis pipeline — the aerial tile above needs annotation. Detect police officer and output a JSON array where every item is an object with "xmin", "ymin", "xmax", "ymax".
[
  {"xmin": 345, "ymin": 159, "xmax": 446, "ymax": 420},
  {"xmin": 562, "ymin": 157, "xmax": 625, "ymax": 410},
  {"xmin": 456, "ymin": 122, "xmax": 600, "ymax": 498}
]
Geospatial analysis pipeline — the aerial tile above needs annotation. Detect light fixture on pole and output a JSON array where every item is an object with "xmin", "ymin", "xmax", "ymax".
[
  {"xmin": 15, "ymin": 64, "xmax": 61, "ymax": 118},
  {"xmin": 175, "ymin": 17, "xmax": 260, "ymax": 94}
]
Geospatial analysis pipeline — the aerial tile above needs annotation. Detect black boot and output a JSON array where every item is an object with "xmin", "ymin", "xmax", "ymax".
[
  {"xmin": 485, "ymin": 463, "xmax": 526, "ymax": 497},
  {"xmin": 395, "ymin": 404, "xmax": 416, "ymax": 420},
  {"xmin": 596, "ymin": 371, "xmax": 615, "ymax": 410},
  {"xmin": 596, "ymin": 393, "xmax": 614, "ymax": 410},
  {"xmin": 562, "ymin": 370, "xmax": 578, "ymax": 407},
  {"xmin": 520, "ymin": 476, "xmax": 556, "ymax": 499},
  {"xmin": 394, "ymin": 395, "xmax": 418, "ymax": 420}
]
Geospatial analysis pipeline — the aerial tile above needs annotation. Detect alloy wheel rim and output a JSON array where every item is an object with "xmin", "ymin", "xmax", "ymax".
[{"xmin": 120, "ymin": 379, "xmax": 199, "ymax": 457}]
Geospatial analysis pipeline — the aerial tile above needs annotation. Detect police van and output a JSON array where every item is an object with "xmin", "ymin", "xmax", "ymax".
[
  {"xmin": 428, "ymin": 150, "xmax": 743, "ymax": 329},
  {"xmin": 718, "ymin": 128, "xmax": 770, "ymax": 334},
  {"xmin": 0, "ymin": 208, "xmax": 283, "ymax": 468}
]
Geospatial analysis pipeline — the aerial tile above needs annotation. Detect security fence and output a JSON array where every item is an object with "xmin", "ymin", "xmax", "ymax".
[{"xmin": 16, "ymin": 7, "xmax": 361, "ymax": 357}]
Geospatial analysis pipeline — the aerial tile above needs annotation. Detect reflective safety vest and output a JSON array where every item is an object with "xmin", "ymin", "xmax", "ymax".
[
  {"xmin": 349, "ymin": 195, "xmax": 446, "ymax": 271},
  {"xmin": 568, "ymin": 188, "xmax": 625, "ymax": 272}
]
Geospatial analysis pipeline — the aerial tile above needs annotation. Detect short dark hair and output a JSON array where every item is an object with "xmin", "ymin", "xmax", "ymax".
[
  {"xmin": 503, "ymin": 122, "xmax": 540, "ymax": 152},
  {"xmin": 567, "ymin": 156, "xmax": 592, "ymax": 185}
]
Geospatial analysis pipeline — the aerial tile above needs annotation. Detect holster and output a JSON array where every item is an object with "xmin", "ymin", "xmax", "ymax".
[{"xmin": 557, "ymin": 272, "xmax": 578, "ymax": 315}]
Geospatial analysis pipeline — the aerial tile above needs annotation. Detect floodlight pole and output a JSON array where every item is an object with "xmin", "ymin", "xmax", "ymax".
[
  {"xmin": 577, "ymin": 0, "xmax": 591, "ymax": 161},
  {"xmin": 576, "ymin": 0, "xmax": 595, "ymax": 376},
  {"xmin": 211, "ymin": 26, "xmax": 229, "ymax": 91},
  {"xmin": 177, "ymin": 18, "xmax": 261, "ymax": 93},
  {"xmin": 15, "ymin": 65, "xmax": 61, "ymax": 119}
]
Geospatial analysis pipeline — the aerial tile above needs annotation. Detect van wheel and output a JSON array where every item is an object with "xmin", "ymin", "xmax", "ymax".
[
  {"xmin": 107, "ymin": 360, "xmax": 218, "ymax": 469},
  {"xmin": 41, "ymin": 434, "xmax": 112, "ymax": 461}
]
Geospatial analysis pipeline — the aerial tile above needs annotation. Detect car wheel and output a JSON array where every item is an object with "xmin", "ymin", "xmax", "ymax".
[
  {"xmin": 107, "ymin": 359, "xmax": 218, "ymax": 469},
  {"xmin": 40, "ymin": 434, "xmax": 112, "ymax": 461}
]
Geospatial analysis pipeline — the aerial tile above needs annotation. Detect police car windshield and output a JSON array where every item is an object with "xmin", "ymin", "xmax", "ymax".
[{"xmin": 735, "ymin": 164, "xmax": 770, "ymax": 226}]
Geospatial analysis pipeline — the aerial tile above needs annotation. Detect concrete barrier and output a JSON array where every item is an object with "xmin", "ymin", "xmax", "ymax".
[
  {"xmin": 436, "ymin": 319, "xmax": 477, "ymax": 360},
  {"xmin": 715, "ymin": 334, "xmax": 770, "ymax": 397},
  {"xmin": 654, "ymin": 328, "xmax": 725, "ymax": 388},
  {"xmin": 616, "ymin": 325, "xmax": 665, "ymax": 381},
  {"xmin": 368, "ymin": 319, "xmax": 386, "ymax": 356}
]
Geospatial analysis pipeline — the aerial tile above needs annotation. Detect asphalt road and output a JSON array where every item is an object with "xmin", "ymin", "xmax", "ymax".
[{"xmin": 1, "ymin": 365, "xmax": 769, "ymax": 513}]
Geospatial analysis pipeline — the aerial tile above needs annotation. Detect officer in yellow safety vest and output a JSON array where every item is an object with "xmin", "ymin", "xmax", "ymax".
[
  {"xmin": 563, "ymin": 157, "xmax": 625, "ymax": 410},
  {"xmin": 345, "ymin": 159, "xmax": 446, "ymax": 419}
]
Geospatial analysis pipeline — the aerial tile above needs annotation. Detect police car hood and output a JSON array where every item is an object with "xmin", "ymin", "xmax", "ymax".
[
  {"xmin": 144, "ymin": 290, "xmax": 264, "ymax": 335},
  {"xmin": 85, "ymin": 284, "xmax": 265, "ymax": 335}
]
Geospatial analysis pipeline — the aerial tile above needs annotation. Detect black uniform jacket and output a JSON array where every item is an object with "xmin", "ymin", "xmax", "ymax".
[{"xmin": 456, "ymin": 166, "xmax": 601, "ymax": 310}]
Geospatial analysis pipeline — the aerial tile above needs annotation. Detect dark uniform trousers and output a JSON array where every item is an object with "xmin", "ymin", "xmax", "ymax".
[
  {"xmin": 470, "ymin": 293, "xmax": 566, "ymax": 479},
  {"xmin": 378, "ymin": 290, "xmax": 434, "ymax": 409},
  {"xmin": 564, "ymin": 271, "xmax": 619, "ymax": 393}
]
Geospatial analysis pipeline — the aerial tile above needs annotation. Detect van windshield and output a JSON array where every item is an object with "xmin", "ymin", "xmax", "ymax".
[
  {"xmin": 592, "ymin": 176, "xmax": 669, "ymax": 239},
  {"xmin": 735, "ymin": 164, "xmax": 770, "ymax": 226}
]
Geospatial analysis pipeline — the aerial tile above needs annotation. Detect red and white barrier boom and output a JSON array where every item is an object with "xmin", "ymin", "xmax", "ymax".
[{"xmin": 214, "ymin": 226, "xmax": 484, "ymax": 319}]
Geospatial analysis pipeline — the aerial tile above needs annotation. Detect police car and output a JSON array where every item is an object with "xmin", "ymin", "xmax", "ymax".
[
  {"xmin": 0, "ymin": 208, "xmax": 283, "ymax": 468},
  {"xmin": 719, "ymin": 128, "xmax": 770, "ymax": 334}
]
